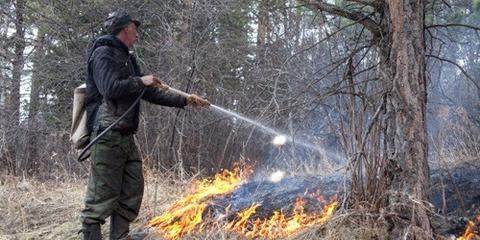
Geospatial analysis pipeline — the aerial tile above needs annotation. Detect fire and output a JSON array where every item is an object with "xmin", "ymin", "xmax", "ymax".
[
  {"xmin": 226, "ymin": 198, "xmax": 337, "ymax": 239},
  {"xmin": 147, "ymin": 166, "xmax": 250, "ymax": 239},
  {"xmin": 457, "ymin": 215, "xmax": 480, "ymax": 240},
  {"xmin": 147, "ymin": 166, "xmax": 337, "ymax": 239}
]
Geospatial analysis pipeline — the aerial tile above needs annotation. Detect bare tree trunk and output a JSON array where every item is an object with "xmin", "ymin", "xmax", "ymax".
[
  {"xmin": 0, "ymin": 66, "xmax": 3, "ymax": 112},
  {"xmin": 0, "ymin": 6, "xmax": 10, "ymax": 172},
  {"xmin": 25, "ymin": 29, "xmax": 46, "ymax": 172},
  {"xmin": 5, "ymin": 0, "xmax": 26, "ymax": 174},
  {"xmin": 256, "ymin": 0, "xmax": 269, "ymax": 60},
  {"xmin": 384, "ymin": 0, "xmax": 431, "ymax": 238}
]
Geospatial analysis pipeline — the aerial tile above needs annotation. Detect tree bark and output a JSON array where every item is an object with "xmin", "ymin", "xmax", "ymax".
[
  {"xmin": 256, "ymin": 0, "xmax": 269, "ymax": 60},
  {"xmin": 5, "ymin": 0, "xmax": 26, "ymax": 174},
  {"xmin": 26, "ymin": 29, "xmax": 46, "ymax": 172},
  {"xmin": 383, "ymin": 0, "xmax": 431, "ymax": 238}
]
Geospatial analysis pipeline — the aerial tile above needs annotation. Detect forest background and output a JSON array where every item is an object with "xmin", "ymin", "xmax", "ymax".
[{"xmin": 0, "ymin": 0, "xmax": 479, "ymax": 239}]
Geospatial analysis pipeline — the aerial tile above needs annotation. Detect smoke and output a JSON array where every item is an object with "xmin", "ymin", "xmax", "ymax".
[{"xmin": 425, "ymin": 10, "xmax": 480, "ymax": 168}]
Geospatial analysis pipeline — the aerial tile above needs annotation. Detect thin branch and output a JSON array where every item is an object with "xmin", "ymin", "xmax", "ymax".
[
  {"xmin": 427, "ymin": 54, "xmax": 480, "ymax": 90},
  {"xmin": 299, "ymin": 0, "xmax": 381, "ymax": 38},
  {"xmin": 346, "ymin": 0, "xmax": 381, "ymax": 8},
  {"xmin": 283, "ymin": 19, "xmax": 359, "ymax": 66},
  {"xmin": 439, "ymin": 0, "xmax": 451, "ymax": 8},
  {"xmin": 426, "ymin": 23, "xmax": 480, "ymax": 31},
  {"xmin": 359, "ymin": 97, "xmax": 384, "ymax": 154}
]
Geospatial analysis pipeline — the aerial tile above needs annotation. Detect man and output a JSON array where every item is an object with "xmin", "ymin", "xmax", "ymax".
[{"xmin": 80, "ymin": 11, "xmax": 209, "ymax": 239}]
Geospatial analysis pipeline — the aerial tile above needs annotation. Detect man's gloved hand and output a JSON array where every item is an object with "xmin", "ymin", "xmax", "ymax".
[
  {"xmin": 140, "ymin": 75, "xmax": 163, "ymax": 87},
  {"xmin": 186, "ymin": 94, "xmax": 210, "ymax": 108}
]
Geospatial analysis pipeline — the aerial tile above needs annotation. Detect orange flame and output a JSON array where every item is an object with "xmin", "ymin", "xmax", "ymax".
[
  {"xmin": 457, "ymin": 215, "xmax": 480, "ymax": 240},
  {"xmin": 147, "ymin": 166, "xmax": 337, "ymax": 239},
  {"xmin": 226, "ymin": 198, "xmax": 337, "ymax": 239},
  {"xmin": 147, "ymin": 166, "xmax": 250, "ymax": 239}
]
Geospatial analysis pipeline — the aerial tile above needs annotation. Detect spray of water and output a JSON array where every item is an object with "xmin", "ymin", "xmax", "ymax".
[
  {"xmin": 210, "ymin": 104, "xmax": 345, "ymax": 163},
  {"xmin": 210, "ymin": 105, "xmax": 281, "ymax": 136},
  {"xmin": 272, "ymin": 135, "xmax": 287, "ymax": 146},
  {"xmin": 163, "ymin": 86, "xmax": 345, "ymax": 163}
]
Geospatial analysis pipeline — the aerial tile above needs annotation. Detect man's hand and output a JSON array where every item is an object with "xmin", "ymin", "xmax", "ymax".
[
  {"xmin": 186, "ymin": 94, "xmax": 210, "ymax": 108},
  {"xmin": 141, "ymin": 75, "xmax": 162, "ymax": 87}
]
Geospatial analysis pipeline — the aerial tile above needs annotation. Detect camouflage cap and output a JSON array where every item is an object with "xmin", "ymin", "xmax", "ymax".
[{"xmin": 104, "ymin": 11, "xmax": 140, "ymax": 34}]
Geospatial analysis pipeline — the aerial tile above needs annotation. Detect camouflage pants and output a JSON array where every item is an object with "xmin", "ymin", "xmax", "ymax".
[{"xmin": 81, "ymin": 130, "xmax": 143, "ymax": 224}]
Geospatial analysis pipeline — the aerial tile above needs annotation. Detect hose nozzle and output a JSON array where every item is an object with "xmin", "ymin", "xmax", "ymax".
[
  {"xmin": 158, "ymin": 85, "xmax": 210, "ymax": 107},
  {"xmin": 158, "ymin": 85, "xmax": 191, "ymax": 98}
]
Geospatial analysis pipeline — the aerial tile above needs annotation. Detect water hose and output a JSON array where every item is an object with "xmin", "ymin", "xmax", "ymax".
[{"xmin": 77, "ymin": 85, "xmax": 194, "ymax": 162}]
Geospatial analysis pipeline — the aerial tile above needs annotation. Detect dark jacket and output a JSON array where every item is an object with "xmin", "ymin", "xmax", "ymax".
[{"xmin": 85, "ymin": 35, "xmax": 187, "ymax": 134}]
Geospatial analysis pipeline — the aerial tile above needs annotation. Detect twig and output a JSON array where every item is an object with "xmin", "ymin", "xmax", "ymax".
[
  {"xmin": 346, "ymin": 0, "xmax": 381, "ymax": 9},
  {"xmin": 359, "ymin": 97, "xmax": 384, "ymax": 154},
  {"xmin": 426, "ymin": 23, "xmax": 480, "ymax": 31},
  {"xmin": 426, "ymin": 54, "xmax": 480, "ymax": 90}
]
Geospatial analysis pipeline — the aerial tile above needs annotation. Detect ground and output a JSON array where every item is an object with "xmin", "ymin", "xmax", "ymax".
[{"xmin": 0, "ymin": 171, "xmax": 189, "ymax": 240}]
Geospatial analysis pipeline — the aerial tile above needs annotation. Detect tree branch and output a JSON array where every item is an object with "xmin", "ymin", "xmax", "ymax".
[
  {"xmin": 346, "ymin": 0, "xmax": 381, "ymax": 8},
  {"xmin": 426, "ymin": 23, "xmax": 480, "ymax": 31},
  {"xmin": 299, "ymin": 0, "xmax": 381, "ymax": 38},
  {"xmin": 427, "ymin": 54, "xmax": 480, "ymax": 90},
  {"xmin": 359, "ymin": 97, "xmax": 385, "ymax": 155},
  {"xmin": 439, "ymin": 0, "xmax": 451, "ymax": 8}
]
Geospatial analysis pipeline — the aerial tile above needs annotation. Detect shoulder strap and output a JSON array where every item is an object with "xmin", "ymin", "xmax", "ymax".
[{"xmin": 86, "ymin": 38, "xmax": 113, "ymax": 63}]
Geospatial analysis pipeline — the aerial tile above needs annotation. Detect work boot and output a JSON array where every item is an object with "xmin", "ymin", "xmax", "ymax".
[
  {"xmin": 110, "ymin": 212, "xmax": 130, "ymax": 240},
  {"xmin": 80, "ymin": 223, "xmax": 102, "ymax": 240}
]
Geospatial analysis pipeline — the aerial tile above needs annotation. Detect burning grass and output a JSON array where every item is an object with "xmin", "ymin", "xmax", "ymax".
[
  {"xmin": 457, "ymin": 215, "xmax": 480, "ymax": 240},
  {"xmin": 146, "ymin": 166, "xmax": 250, "ymax": 239},
  {"xmin": 223, "ymin": 199, "xmax": 337, "ymax": 239},
  {"xmin": 146, "ymin": 166, "xmax": 339, "ymax": 239}
]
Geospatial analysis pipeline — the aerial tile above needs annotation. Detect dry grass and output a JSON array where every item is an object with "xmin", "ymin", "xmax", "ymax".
[
  {"xmin": 0, "ymin": 175, "xmax": 84, "ymax": 239},
  {"xmin": 0, "ymin": 169, "xmax": 191, "ymax": 240}
]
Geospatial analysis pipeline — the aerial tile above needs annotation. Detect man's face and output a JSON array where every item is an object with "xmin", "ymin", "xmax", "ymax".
[{"xmin": 123, "ymin": 23, "xmax": 138, "ymax": 48}]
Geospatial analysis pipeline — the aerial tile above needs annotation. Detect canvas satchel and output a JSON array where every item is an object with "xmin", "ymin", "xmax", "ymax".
[{"xmin": 70, "ymin": 83, "xmax": 90, "ymax": 149}]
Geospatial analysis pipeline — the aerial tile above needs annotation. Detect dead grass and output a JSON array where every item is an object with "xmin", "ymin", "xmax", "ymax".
[
  {"xmin": 292, "ymin": 209, "xmax": 390, "ymax": 240},
  {"xmin": 0, "ymin": 169, "xmax": 191, "ymax": 240},
  {"xmin": 0, "ymin": 175, "xmax": 83, "ymax": 239}
]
